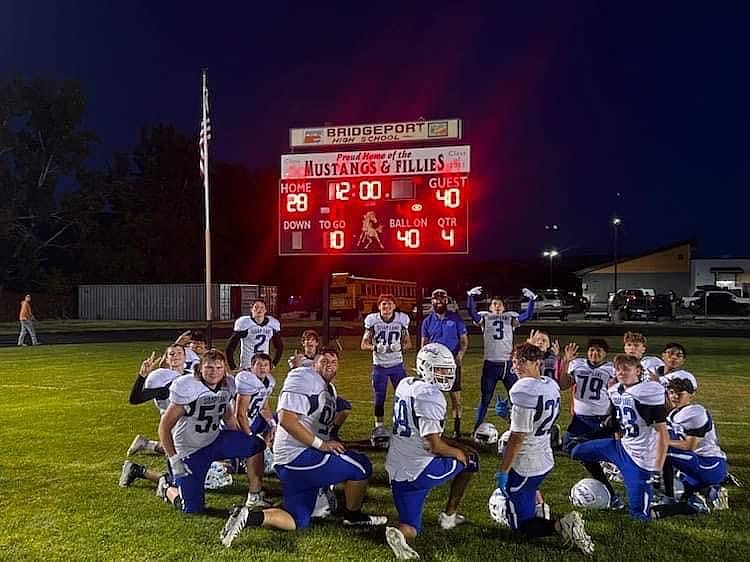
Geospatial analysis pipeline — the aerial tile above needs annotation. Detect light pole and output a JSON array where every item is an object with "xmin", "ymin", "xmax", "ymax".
[
  {"xmin": 612, "ymin": 218, "xmax": 622, "ymax": 296},
  {"xmin": 543, "ymin": 249, "xmax": 559, "ymax": 287}
]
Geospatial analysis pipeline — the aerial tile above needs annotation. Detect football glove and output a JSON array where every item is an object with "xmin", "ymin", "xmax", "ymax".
[
  {"xmin": 467, "ymin": 286, "xmax": 483, "ymax": 297},
  {"xmin": 521, "ymin": 288, "xmax": 537, "ymax": 300},
  {"xmin": 169, "ymin": 456, "xmax": 191, "ymax": 478},
  {"xmin": 389, "ymin": 342, "xmax": 402, "ymax": 352},
  {"xmin": 495, "ymin": 471, "xmax": 509, "ymax": 491},
  {"xmin": 495, "ymin": 396, "xmax": 511, "ymax": 419},
  {"xmin": 375, "ymin": 343, "xmax": 388, "ymax": 354}
]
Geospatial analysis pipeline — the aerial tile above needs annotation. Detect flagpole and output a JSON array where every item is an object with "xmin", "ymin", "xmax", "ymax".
[{"xmin": 201, "ymin": 69, "xmax": 213, "ymax": 346}]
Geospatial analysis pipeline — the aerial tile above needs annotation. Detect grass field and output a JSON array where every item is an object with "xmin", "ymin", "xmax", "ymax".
[{"xmin": 1, "ymin": 335, "xmax": 749, "ymax": 561}]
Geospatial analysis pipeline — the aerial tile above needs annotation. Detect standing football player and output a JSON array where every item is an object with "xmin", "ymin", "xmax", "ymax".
[
  {"xmin": 220, "ymin": 347, "xmax": 386, "ymax": 547},
  {"xmin": 156, "ymin": 349, "xmax": 266, "ymax": 514},
  {"xmin": 652, "ymin": 372, "xmax": 729, "ymax": 517},
  {"xmin": 226, "ymin": 299, "xmax": 283, "ymax": 370},
  {"xmin": 571, "ymin": 354, "xmax": 668, "ymax": 521},
  {"xmin": 421, "ymin": 289, "xmax": 468, "ymax": 438},
  {"xmin": 236, "ymin": 352, "xmax": 277, "ymax": 509},
  {"xmin": 384, "ymin": 343, "xmax": 476, "ymax": 560},
  {"xmin": 466, "ymin": 287, "xmax": 537, "ymax": 436},
  {"xmin": 361, "ymin": 294, "xmax": 412, "ymax": 437},
  {"xmin": 490, "ymin": 343, "xmax": 594, "ymax": 555}
]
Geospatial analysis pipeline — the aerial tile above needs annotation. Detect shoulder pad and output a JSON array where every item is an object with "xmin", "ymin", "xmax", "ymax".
[
  {"xmin": 282, "ymin": 367, "xmax": 321, "ymax": 395},
  {"xmin": 510, "ymin": 378, "xmax": 543, "ymax": 409},
  {"xmin": 233, "ymin": 316, "xmax": 251, "ymax": 332},
  {"xmin": 184, "ymin": 348, "xmax": 200, "ymax": 363},
  {"xmin": 169, "ymin": 375, "xmax": 205, "ymax": 404},
  {"xmin": 505, "ymin": 311, "xmax": 519, "ymax": 319},
  {"xmin": 631, "ymin": 381, "xmax": 666, "ymax": 406},
  {"xmin": 144, "ymin": 368, "xmax": 180, "ymax": 389},
  {"xmin": 568, "ymin": 358, "xmax": 587, "ymax": 373},
  {"xmin": 413, "ymin": 382, "xmax": 447, "ymax": 418},
  {"xmin": 364, "ymin": 313, "xmax": 378, "ymax": 329},
  {"xmin": 266, "ymin": 373, "xmax": 276, "ymax": 392},
  {"xmin": 223, "ymin": 374, "xmax": 236, "ymax": 396},
  {"xmin": 267, "ymin": 316, "xmax": 281, "ymax": 331},
  {"xmin": 236, "ymin": 371, "xmax": 264, "ymax": 395},
  {"xmin": 397, "ymin": 311, "xmax": 411, "ymax": 327}
]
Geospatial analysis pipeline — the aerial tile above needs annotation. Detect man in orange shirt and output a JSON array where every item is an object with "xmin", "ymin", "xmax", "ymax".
[{"xmin": 18, "ymin": 294, "xmax": 39, "ymax": 346}]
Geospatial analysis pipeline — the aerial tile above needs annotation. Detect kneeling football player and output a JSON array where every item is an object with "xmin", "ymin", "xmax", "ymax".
[
  {"xmin": 156, "ymin": 349, "xmax": 266, "ymax": 514},
  {"xmin": 220, "ymin": 347, "xmax": 386, "ymax": 548},
  {"xmin": 491, "ymin": 343, "xmax": 594, "ymax": 555},
  {"xmin": 384, "ymin": 343, "xmax": 477, "ymax": 560}
]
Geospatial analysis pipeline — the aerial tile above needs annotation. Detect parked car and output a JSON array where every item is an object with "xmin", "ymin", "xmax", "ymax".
[
  {"xmin": 519, "ymin": 290, "xmax": 571, "ymax": 320},
  {"xmin": 609, "ymin": 289, "xmax": 672, "ymax": 321},
  {"xmin": 684, "ymin": 290, "xmax": 750, "ymax": 315},
  {"xmin": 682, "ymin": 287, "xmax": 750, "ymax": 310}
]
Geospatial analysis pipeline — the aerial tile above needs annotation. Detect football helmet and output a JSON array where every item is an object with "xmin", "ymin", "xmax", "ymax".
[
  {"xmin": 204, "ymin": 461, "xmax": 233, "ymax": 490},
  {"xmin": 570, "ymin": 478, "xmax": 611, "ymax": 509},
  {"xmin": 497, "ymin": 430, "xmax": 512, "ymax": 456},
  {"xmin": 312, "ymin": 485, "xmax": 337, "ymax": 518},
  {"xmin": 474, "ymin": 422, "xmax": 499, "ymax": 445},
  {"xmin": 370, "ymin": 425, "xmax": 391, "ymax": 449},
  {"xmin": 263, "ymin": 448, "xmax": 275, "ymax": 475},
  {"xmin": 416, "ymin": 343, "xmax": 456, "ymax": 391},
  {"xmin": 488, "ymin": 488, "xmax": 510, "ymax": 527}
]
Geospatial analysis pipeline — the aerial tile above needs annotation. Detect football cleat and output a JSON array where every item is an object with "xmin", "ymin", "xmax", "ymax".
[
  {"xmin": 156, "ymin": 475, "xmax": 170, "ymax": 501},
  {"xmin": 687, "ymin": 493, "xmax": 710, "ymax": 514},
  {"xmin": 343, "ymin": 512, "xmax": 387, "ymax": 526},
  {"xmin": 221, "ymin": 505, "xmax": 249, "ymax": 548},
  {"xmin": 535, "ymin": 501, "xmax": 551, "ymax": 520},
  {"xmin": 127, "ymin": 435, "xmax": 149, "ymax": 456},
  {"xmin": 609, "ymin": 494, "xmax": 625, "ymax": 510},
  {"xmin": 245, "ymin": 491, "xmax": 270, "ymax": 509},
  {"xmin": 569, "ymin": 478, "xmax": 611, "ymax": 509},
  {"xmin": 708, "ymin": 486, "xmax": 729, "ymax": 511},
  {"xmin": 724, "ymin": 472, "xmax": 744, "ymax": 487},
  {"xmin": 370, "ymin": 425, "xmax": 391, "ymax": 449},
  {"xmin": 473, "ymin": 422, "xmax": 499, "ymax": 445},
  {"xmin": 437, "ymin": 511, "xmax": 466, "ymax": 530},
  {"xmin": 386, "ymin": 526, "xmax": 420, "ymax": 559},
  {"xmin": 559, "ymin": 512, "xmax": 594, "ymax": 555},
  {"xmin": 118, "ymin": 460, "xmax": 141, "ymax": 488}
]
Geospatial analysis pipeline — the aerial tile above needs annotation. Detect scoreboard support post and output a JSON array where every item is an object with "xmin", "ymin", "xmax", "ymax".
[{"xmin": 322, "ymin": 268, "xmax": 331, "ymax": 345}]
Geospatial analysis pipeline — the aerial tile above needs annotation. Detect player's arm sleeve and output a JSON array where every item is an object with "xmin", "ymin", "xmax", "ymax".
[
  {"xmin": 224, "ymin": 330, "xmax": 247, "ymax": 370},
  {"xmin": 466, "ymin": 294, "xmax": 482, "ymax": 324},
  {"xmin": 415, "ymin": 397, "xmax": 445, "ymax": 437},
  {"xmin": 517, "ymin": 298, "xmax": 535, "ymax": 323},
  {"xmin": 509, "ymin": 406, "xmax": 535, "ymax": 433},
  {"xmin": 637, "ymin": 403, "xmax": 668, "ymax": 425},
  {"xmin": 681, "ymin": 408, "xmax": 712, "ymax": 437},
  {"xmin": 270, "ymin": 332, "xmax": 284, "ymax": 367},
  {"xmin": 128, "ymin": 374, "xmax": 169, "ymax": 404}
]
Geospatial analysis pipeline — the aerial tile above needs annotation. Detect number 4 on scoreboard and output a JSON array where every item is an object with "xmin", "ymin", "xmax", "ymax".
[{"xmin": 441, "ymin": 228, "xmax": 455, "ymax": 247}]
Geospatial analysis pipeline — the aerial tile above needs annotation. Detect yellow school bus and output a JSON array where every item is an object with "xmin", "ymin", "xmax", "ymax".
[{"xmin": 329, "ymin": 273, "xmax": 417, "ymax": 320}]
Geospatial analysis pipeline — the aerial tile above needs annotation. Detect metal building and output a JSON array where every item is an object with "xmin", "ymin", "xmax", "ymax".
[{"xmin": 78, "ymin": 284, "xmax": 277, "ymax": 321}]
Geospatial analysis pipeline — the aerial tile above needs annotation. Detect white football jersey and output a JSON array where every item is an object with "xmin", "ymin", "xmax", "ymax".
[
  {"xmin": 273, "ymin": 367, "xmax": 337, "ymax": 466},
  {"xmin": 667, "ymin": 404, "xmax": 725, "ymax": 459},
  {"xmin": 184, "ymin": 348, "xmax": 200, "ymax": 375},
  {"xmin": 386, "ymin": 377, "xmax": 447, "ymax": 482},
  {"xmin": 144, "ymin": 368, "xmax": 181, "ymax": 414},
  {"xmin": 477, "ymin": 311, "xmax": 517, "ymax": 362},
  {"xmin": 236, "ymin": 371, "xmax": 276, "ymax": 428},
  {"xmin": 609, "ymin": 380, "xmax": 666, "ymax": 471},
  {"xmin": 508, "ymin": 376, "xmax": 561, "ymax": 477},
  {"xmin": 364, "ymin": 312, "xmax": 410, "ymax": 367},
  {"xmin": 568, "ymin": 359, "xmax": 615, "ymax": 416},
  {"xmin": 169, "ymin": 374, "xmax": 236, "ymax": 459},
  {"xmin": 234, "ymin": 315, "xmax": 281, "ymax": 369}
]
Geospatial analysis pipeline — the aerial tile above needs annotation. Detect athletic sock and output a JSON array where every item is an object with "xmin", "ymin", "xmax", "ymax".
[
  {"xmin": 246, "ymin": 510, "xmax": 265, "ymax": 527},
  {"xmin": 375, "ymin": 421, "xmax": 384, "ymax": 428}
]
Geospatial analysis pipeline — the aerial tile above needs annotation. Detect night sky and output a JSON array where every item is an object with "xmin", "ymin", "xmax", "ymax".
[{"xmin": 3, "ymin": 1, "xmax": 748, "ymax": 261}]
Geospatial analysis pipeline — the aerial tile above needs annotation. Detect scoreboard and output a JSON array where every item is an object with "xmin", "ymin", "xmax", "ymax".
[{"xmin": 278, "ymin": 145, "xmax": 470, "ymax": 255}]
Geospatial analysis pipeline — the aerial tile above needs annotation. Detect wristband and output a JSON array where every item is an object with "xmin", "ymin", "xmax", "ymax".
[{"xmin": 311, "ymin": 436, "xmax": 324, "ymax": 450}]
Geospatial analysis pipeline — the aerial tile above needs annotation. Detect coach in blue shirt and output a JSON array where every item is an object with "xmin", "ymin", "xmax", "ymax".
[{"xmin": 421, "ymin": 288, "xmax": 468, "ymax": 438}]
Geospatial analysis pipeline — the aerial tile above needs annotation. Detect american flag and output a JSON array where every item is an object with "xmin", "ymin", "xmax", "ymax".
[{"xmin": 199, "ymin": 71, "xmax": 211, "ymax": 177}]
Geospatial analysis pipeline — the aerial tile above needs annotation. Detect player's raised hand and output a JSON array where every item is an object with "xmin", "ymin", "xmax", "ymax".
[
  {"xmin": 551, "ymin": 340, "xmax": 561, "ymax": 356},
  {"xmin": 527, "ymin": 329, "xmax": 539, "ymax": 345},
  {"xmin": 139, "ymin": 351, "xmax": 158, "ymax": 377},
  {"xmin": 521, "ymin": 288, "xmax": 538, "ymax": 300},
  {"xmin": 563, "ymin": 342, "xmax": 579, "ymax": 362},
  {"xmin": 467, "ymin": 286, "xmax": 483, "ymax": 297},
  {"xmin": 320, "ymin": 439, "xmax": 346, "ymax": 455},
  {"xmin": 288, "ymin": 350, "xmax": 304, "ymax": 369},
  {"xmin": 175, "ymin": 330, "xmax": 192, "ymax": 346}
]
